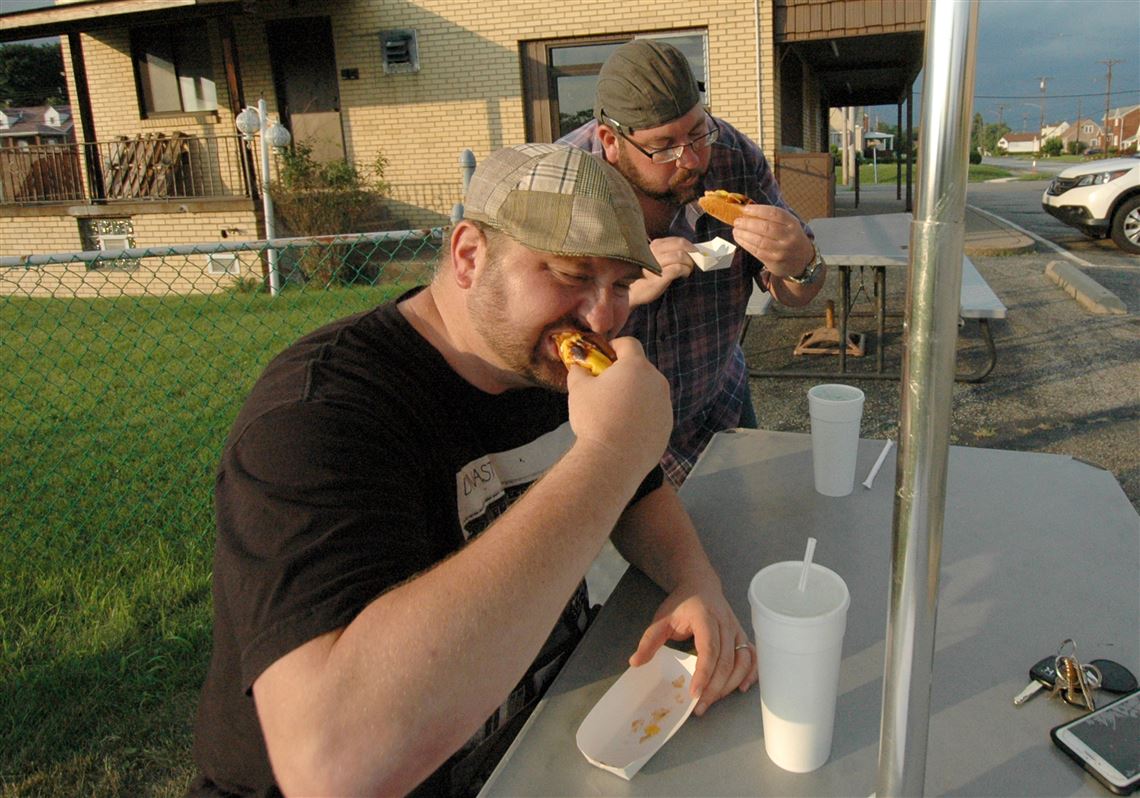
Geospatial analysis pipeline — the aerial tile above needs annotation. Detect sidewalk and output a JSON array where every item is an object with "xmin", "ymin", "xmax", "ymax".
[{"xmin": 832, "ymin": 182, "xmax": 1036, "ymax": 256}]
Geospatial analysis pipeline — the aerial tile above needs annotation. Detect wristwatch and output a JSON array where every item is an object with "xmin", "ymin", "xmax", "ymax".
[{"xmin": 785, "ymin": 244, "xmax": 825, "ymax": 286}]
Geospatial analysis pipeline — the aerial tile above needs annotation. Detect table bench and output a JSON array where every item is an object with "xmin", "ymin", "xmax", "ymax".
[{"xmin": 742, "ymin": 213, "xmax": 1008, "ymax": 382}]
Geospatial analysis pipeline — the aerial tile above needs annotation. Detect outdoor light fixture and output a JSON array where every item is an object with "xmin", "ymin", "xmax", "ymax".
[{"xmin": 236, "ymin": 99, "xmax": 292, "ymax": 296}]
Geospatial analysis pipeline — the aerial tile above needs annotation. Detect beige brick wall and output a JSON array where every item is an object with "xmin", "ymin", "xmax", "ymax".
[
  {"xmin": 40, "ymin": 2, "xmax": 804, "ymax": 241},
  {"xmin": 1, "ymin": 207, "xmax": 259, "ymax": 297},
  {"xmin": 222, "ymin": 0, "xmax": 783, "ymax": 225}
]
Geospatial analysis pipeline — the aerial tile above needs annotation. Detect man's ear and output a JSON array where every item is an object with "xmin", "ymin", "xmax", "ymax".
[
  {"xmin": 598, "ymin": 124, "xmax": 621, "ymax": 165},
  {"xmin": 449, "ymin": 221, "xmax": 485, "ymax": 289}
]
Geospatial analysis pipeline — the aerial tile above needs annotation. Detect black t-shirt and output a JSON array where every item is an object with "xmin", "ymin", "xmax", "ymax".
[{"xmin": 190, "ymin": 291, "xmax": 662, "ymax": 797}]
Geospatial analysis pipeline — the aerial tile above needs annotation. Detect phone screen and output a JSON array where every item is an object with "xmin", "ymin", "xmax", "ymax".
[{"xmin": 1052, "ymin": 690, "xmax": 1140, "ymax": 794}]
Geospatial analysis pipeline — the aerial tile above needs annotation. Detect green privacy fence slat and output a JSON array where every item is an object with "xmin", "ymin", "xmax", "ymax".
[{"xmin": 1, "ymin": 230, "xmax": 443, "ymax": 795}]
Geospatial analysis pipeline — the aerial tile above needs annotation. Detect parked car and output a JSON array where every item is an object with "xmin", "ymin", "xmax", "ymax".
[{"xmin": 1042, "ymin": 154, "xmax": 1140, "ymax": 253}]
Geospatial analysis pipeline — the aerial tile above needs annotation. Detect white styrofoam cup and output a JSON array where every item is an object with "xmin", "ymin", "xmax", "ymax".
[
  {"xmin": 807, "ymin": 383, "xmax": 865, "ymax": 496},
  {"xmin": 748, "ymin": 560, "xmax": 850, "ymax": 773}
]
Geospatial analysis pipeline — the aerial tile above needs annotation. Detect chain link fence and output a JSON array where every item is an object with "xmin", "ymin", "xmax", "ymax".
[{"xmin": 1, "ymin": 229, "xmax": 444, "ymax": 795}]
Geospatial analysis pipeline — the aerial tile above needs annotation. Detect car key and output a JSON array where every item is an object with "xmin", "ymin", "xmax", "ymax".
[
  {"xmin": 1013, "ymin": 655, "xmax": 1103, "ymax": 706},
  {"xmin": 1013, "ymin": 656, "xmax": 1059, "ymax": 705},
  {"xmin": 1089, "ymin": 659, "xmax": 1138, "ymax": 694}
]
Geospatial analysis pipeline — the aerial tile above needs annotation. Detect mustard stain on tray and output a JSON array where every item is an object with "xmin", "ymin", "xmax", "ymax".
[{"xmin": 634, "ymin": 706, "xmax": 675, "ymax": 743}]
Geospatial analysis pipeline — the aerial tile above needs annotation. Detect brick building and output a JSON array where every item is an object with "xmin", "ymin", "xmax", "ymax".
[{"xmin": 1, "ymin": 0, "xmax": 926, "ymax": 293}]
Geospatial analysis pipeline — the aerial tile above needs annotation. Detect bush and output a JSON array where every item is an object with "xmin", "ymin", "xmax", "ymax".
[
  {"xmin": 1041, "ymin": 137, "xmax": 1064, "ymax": 157},
  {"xmin": 969, "ymin": 149, "xmax": 983, "ymax": 165},
  {"xmin": 1067, "ymin": 140, "xmax": 1088, "ymax": 155},
  {"xmin": 269, "ymin": 144, "xmax": 390, "ymax": 287}
]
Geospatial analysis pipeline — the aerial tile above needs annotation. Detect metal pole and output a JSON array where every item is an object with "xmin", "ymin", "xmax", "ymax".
[
  {"xmin": 451, "ymin": 148, "xmax": 477, "ymax": 224},
  {"xmin": 876, "ymin": 1, "xmax": 979, "ymax": 796},
  {"xmin": 259, "ymin": 98, "xmax": 280, "ymax": 296},
  {"xmin": 896, "ymin": 101, "xmax": 903, "ymax": 200}
]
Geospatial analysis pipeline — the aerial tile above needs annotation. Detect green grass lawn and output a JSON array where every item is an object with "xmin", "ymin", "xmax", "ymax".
[
  {"xmin": 1, "ymin": 272, "xmax": 424, "ymax": 796},
  {"xmin": 835, "ymin": 161, "xmax": 1022, "ymax": 186}
]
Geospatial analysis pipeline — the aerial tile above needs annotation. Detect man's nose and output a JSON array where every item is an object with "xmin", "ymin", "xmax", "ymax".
[
  {"xmin": 581, "ymin": 285, "xmax": 620, "ymax": 334},
  {"xmin": 676, "ymin": 142, "xmax": 702, "ymax": 170}
]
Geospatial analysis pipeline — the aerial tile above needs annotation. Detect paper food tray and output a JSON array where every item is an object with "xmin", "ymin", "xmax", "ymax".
[
  {"xmin": 689, "ymin": 237, "xmax": 736, "ymax": 271},
  {"xmin": 575, "ymin": 646, "xmax": 699, "ymax": 780}
]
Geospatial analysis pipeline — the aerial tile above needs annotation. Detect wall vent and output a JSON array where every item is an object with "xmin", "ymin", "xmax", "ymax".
[
  {"xmin": 98, "ymin": 234, "xmax": 131, "ymax": 252},
  {"xmin": 380, "ymin": 29, "xmax": 419, "ymax": 75},
  {"xmin": 207, "ymin": 253, "xmax": 240, "ymax": 276}
]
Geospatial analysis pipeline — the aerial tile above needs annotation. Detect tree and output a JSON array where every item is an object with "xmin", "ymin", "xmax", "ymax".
[
  {"xmin": 980, "ymin": 122, "xmax": 1010, "ymax": 156},
  {"xmin": 1041, "ymin": 137, "xmax": 1063, "ymax": 157},
  {"xmin": 970, "ymin": 112, "xmax": 985, "ymax": 156},
  {"xmin": 0, "ymin": 42, "xmax": 67, "ymax": 107}
]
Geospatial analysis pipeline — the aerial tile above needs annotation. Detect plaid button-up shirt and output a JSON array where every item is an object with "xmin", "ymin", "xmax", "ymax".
[{"xmin": 559, "ymin": 118, "xmax": 810, "ymax": 485}]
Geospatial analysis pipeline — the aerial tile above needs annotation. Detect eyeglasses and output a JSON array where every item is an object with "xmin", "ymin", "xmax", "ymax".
[{"xmin": 601, "ymin": 111, "xmax": 721, "ymax": 164}]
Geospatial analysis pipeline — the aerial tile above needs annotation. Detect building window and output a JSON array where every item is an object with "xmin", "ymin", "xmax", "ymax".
[
  {"xmin": 80, "ymin": 218, "xmax": 140, "ymax": 270},
  {"xmin": 520, "ymin": 31, "xmax": 709, "ymax": 142},
  {"xmin": 131, "ymin": 21, "xmax": 217, "ymax": 116}
]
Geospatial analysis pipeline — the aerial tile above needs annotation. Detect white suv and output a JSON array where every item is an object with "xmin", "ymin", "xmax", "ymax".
[{"xmin": 1042, "ymin": 154, "xmax": 1140, "ymax": 254}]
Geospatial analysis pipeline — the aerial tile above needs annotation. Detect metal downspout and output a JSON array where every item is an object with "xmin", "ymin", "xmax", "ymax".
[
  {"xmin": 754, "ymin": 0, "xmax": 764, "ymax": 149},
  {"xmin": 876, "ymin": 0, "xmax": 980, "ymax": 795}
]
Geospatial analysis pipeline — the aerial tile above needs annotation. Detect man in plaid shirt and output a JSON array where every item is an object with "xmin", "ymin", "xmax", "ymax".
[{"xmin": 560, "ymin": 40, "xmax": 827, "ymax": 485}]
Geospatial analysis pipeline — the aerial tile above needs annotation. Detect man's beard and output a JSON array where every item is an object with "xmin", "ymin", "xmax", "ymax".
[
  {"xmin": 467, "ymin": 257, "xmax": 567, "ymax": 392},
  {"xmin": 616, "ymin": 144, "xmax": 706, "ymax": 207}
]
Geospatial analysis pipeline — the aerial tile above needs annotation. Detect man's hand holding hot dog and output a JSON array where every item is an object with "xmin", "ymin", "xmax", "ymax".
[
  {"xmin": 730, "ymin": 204, "xmax": 824, "ymax": 308},
  {"xmin": 564, "ymin": 336, "xmax": 672, "ymax": 479}
]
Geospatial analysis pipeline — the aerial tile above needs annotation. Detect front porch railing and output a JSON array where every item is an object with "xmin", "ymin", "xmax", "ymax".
[{"xmin": 0, "ymin": 133, "xmax": 252, "ymax": 205}]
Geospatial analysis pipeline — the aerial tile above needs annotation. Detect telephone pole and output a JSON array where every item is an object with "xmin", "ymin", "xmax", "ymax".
[
  {"xmin": 996, "ymin": 104, "xmax": 1006, "ymax": 126},
  {"xmin": 1101, "ymin": 59, "xmax": 1121, "ymax": 157},
  {"xmin": 1037, "ymin": 76, "xmax": 1051, "ymax": 135},
  {"xmin": 1076, "ymin": 98, "xmax": 1083, "ymax": 152}
]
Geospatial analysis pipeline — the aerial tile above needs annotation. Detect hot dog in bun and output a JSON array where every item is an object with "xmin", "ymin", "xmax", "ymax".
[
  {"xmin": 553, "ymin": 331, "xmax": 615, "ymax": 376},
  {"xmin": 698, "ymin": 189, "xmax": 753, "ymax": 225}
]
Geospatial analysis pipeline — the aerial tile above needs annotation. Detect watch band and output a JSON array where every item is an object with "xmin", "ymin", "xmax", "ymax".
[{"xmin": 785, "ymin": 244, "xmax": 825, "ymax": 286}]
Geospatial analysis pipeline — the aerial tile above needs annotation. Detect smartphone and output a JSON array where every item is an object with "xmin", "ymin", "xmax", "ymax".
[{"xmin": 1051, "ymin": 690, "xmax": 1140, "ymax": 795}]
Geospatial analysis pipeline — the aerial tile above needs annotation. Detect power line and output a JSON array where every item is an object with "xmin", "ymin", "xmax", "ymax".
[{"xmin": 975, "ymin": 88, "xmax": 1138, "ymax": 100}]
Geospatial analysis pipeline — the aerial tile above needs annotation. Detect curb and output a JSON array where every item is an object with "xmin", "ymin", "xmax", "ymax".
[
  {"xmin": 964, "ymin": 237, "xmax": 1037, "ymax": 257},
  {"xmin": 964, "ymin": 206, "xmax": 1037, "ymax": 256},
  {"xmin": 1045, "ymin": 261, "xmax": 1127, "ymax": 315}
]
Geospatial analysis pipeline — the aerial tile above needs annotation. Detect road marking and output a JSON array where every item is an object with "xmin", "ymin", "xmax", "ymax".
[{"xmin": 966, "ymin": 204, "xmax": 1097, "ymax": 268}]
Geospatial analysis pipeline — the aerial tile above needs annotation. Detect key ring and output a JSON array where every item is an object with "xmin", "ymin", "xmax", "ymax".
[{"xmin": 1053, "ymin": 639, "xmax": 1102, "ymax": 710}]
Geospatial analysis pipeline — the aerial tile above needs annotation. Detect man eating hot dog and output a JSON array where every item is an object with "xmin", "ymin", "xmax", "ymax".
[
  {"xmin": 188, "ymin": 143, "xmax": 756, "ymax": 798},
  {"xmin": 561, "ymin": 39, "xmax": 827, "ymax": 486}
]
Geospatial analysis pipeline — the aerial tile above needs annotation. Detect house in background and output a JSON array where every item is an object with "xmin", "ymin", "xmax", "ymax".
[
  {"xmin": 0, "ymin": 105, "xmax": 75, "ymax": 147},
  {"xmin": 1059, "ymin": 118, "xmax": 1104, "ymax": 153},
  {"xmin": 997, "ymin": 132, "xmax": 1040, "ymax": 154},
  {"xmin": 0, "ymin": 104, "xmax": 80, "ymax": 207},
  {"xmin": 0, "ymin": 0, "xmax": 926, "ymax": 295},
  {"xmin": 1105, "ymin": 104, "xmax": 1140, "ymax": 152},
  {"xmin": 1040, "ymin": 121, "xmax": 1069, "ymax": 142}
]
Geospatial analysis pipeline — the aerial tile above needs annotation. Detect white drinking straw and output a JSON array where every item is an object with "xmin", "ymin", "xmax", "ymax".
[
  {"xmin": 797, "ymin": 537, "xmax": 817, "ymax": 592},
  {"xmin": 862, "ymin": 439, "xmax": 894, "ymax": 489}
]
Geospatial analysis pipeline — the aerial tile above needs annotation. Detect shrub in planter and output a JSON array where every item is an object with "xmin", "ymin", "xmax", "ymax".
[{"xmin": 269, "ymin": 144, "xmax": 390, "ymax": 287}]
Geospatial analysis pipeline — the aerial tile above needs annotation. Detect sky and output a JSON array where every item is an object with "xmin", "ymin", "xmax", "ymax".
[
  {"xmin": 3, "ymin": 0, "xmax": 1138, "ymax": 131},
  {"xmin": 859, "ymin": 0, "xmax": 1138, "ymax": 132}
]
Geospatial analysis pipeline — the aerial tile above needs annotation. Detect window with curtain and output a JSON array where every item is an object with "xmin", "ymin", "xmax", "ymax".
[{"xmin": 132, "ymin": 22, "xmax": 217, "ymax": 116}]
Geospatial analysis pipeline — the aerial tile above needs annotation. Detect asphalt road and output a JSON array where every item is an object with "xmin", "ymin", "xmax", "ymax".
[
  {"xmin": 967, "ymin": 178, "xmax": 1139, "ymax": 309},
  {"xmin": 741, "ymin": 180, "xmax": 1140, "ymax": 513}
]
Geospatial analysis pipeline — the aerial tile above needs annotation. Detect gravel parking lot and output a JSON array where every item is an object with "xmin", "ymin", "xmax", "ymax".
[{"xmin": 741, "ymin": 245, "xmax": 1140, "ymax": 513}]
